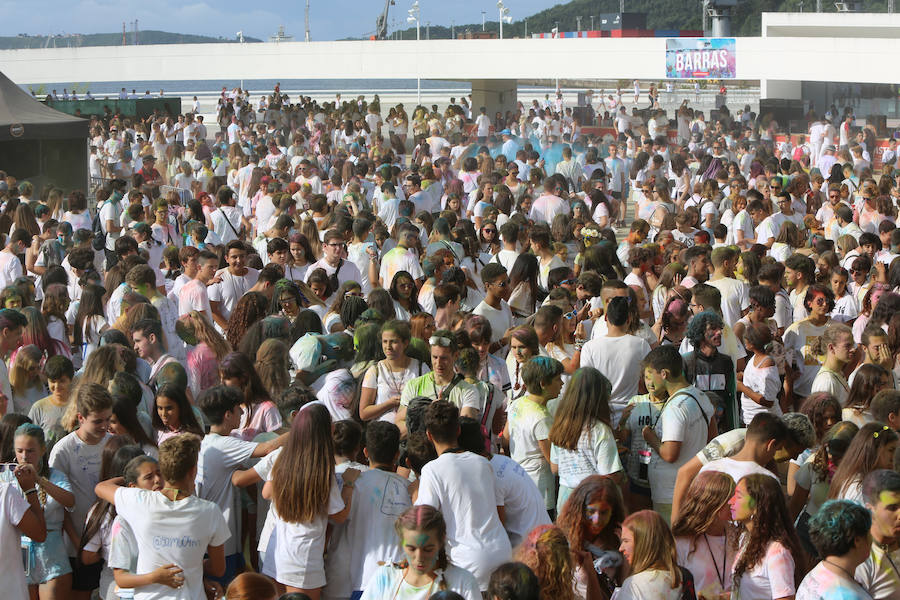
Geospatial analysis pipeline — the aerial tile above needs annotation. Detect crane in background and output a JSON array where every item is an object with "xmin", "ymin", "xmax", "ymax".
[{"xmin": 375, "ymin": 0, "xmax": 396, "ymax": 40}]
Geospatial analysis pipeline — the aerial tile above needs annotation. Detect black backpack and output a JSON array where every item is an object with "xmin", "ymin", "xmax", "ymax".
[{"xmin": 91, "ymin": 200, "xmax": 108, "ymax": 251}]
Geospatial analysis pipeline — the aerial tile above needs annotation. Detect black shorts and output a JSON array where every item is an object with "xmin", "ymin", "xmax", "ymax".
[{"xmin": 69, "ymin": 558, "xmax": 102, "ymax": 591}]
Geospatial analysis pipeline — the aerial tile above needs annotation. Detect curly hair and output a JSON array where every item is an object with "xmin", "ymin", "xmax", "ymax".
[
  {"xmin": 225, "ymin": 291, "xmax": 269, "ymax": 349},
  {"xmin": 732, "ymin": 474, "xmax": 805, "ymax": 587},
  {"xmin": 685, "ymin": 309, "xmax": 724, "ymax": 349},
  {"xmin": 557, "ymin": 475, "xmax": 625, "ymax": 556},
  {"xmin": 515, "ymin": 526, "xmax": 575, "ymax": 600},
  {"xmin": 800, "ymin": 392, "xmax": 842, "ymax": 444}
]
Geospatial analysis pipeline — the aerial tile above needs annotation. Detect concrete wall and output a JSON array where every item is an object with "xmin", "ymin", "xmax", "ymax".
[{"xmin": 1, "ymin": 35, "xmax": 898, "ymax": 90}]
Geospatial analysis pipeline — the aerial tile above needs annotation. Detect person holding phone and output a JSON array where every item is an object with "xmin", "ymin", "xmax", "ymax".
[{"xmin": 0, "ymin": 452, "xmax": 47, "ymax": 600}]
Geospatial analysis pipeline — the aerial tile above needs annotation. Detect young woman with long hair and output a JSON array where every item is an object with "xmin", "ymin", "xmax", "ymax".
[
  {"xmin": 1, "ymin": 423, "xmax": 76, "ymax": 599},
  {"xmin": 323, "ymin": 281, "xmax": 363, "ymax": 334},
  {"xmin": 20, "ymin": 305, "xmax": 69, "ymax": 359},
  {"xmin": 514, "ymin": 525, "xmax": 575, "ymax": 600},
  {"xmin": 151, "ymin": 383, "xmax": 204, "ymax": 445},
  {"xmin": 73, "ymin": 283, "xmax": 108, "ymax": 367},
  {"xmin": 618, "ymin": 510, "xmax": 683, "ymax": 599},
  {"xmin": 226, "ymin": 291, "xmax": 269, "ymax": 350},
  {"xmin": 557, "ymin": 475, "xmax": 627, "ymax": 599},
  {"xmin": 827, "ymin": 421, "xmax": 899, "ymax": 503},
  {"xmin": 671, "ymin": 470, "xmax": 736, "ymax": 600},
  {"xmin": 359, "ymin": 320, "xmax": 429, "ymax": 425},
  {"xmin": 41, "ymin": 283, "xmax": 70, "ymax": 350},
  {"xmin": 841, "ymin": 363, "xmax": 891, "ymax": 427},
  {"xmin": 506, "ymin": 253, "xmax": 541, "ymax": 321},
  {"xmin": 360, "ymin": 505, "xmax": 480, "ymax": 600},
  {"xmin": 9, "ymin": 344, "xmax": 45, "ymax": 415},
  {"xmin": 178, "ymin": 310, "xmax": 232, "ymax": 398},
  {"xmin": 108, "ymin": 395, "xmax": 158, "ymax": 455},
  {"xmin": 263, "ymin": 403, "xmax": 360, "ymax": 599},
  {"xmin": 729, "ymin": 473, "xmax": 805, "ymax": 600},
  {"xmin": 389, "ymin": 271, "xmax": 422, "ymax": 321},
  {"xmin": 548, "ymin": 368, "xmax": 623, "ymax": 513},
  {"xmin": 79, "ymin": 443, "xmax": 146, "ymax": 600},
  {"xmin": 254, "ymin": 339, "xmax": 292, "ymax": 403},
  {"xmin": 220, "ymin": 351, "xmax": 282, "ymax": 441}
]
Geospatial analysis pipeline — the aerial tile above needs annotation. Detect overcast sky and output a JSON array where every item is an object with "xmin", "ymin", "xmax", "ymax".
[{"xmin": 0, "ymin": 0, "xmax": 563, "ymax": 41}]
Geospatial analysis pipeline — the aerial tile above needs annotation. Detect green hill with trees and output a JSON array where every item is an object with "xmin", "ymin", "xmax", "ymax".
[
  {"xmin": 0, "ymin": 30, "xmax": 261, "ymax": 49},
  {"xmin": 391, "ymin": 0, "xmax": 895, "ymax": 39}
]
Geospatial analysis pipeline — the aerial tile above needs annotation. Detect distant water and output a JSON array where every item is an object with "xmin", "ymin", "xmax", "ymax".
[{"xmin": 32, "ymin": 79, "xmax": 472, "ymax": 96}]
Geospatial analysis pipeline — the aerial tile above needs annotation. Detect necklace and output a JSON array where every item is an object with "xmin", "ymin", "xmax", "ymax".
[
  {"xmin": 162, "ymin": 487, "xmax": 189, "ymax": 501},
  {"xmin": 702, "ymin": 534, "xmax": 726, "ymax": 589},
  {"xmin": 824, "ymin": 559, "xmax": 861, "ymax": 584},
  {"xmin": 381, "ymin": 359, "xmax": 408, "ymax": 396},
  {"xmin": 880, "ymin": 542, "xmax": 900, "ymax": 581}
]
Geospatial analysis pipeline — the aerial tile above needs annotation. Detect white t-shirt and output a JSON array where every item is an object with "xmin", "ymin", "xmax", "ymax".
[
  {"xmin": 507, "ymin": 396, "xmax": 554, "ymax": 509},
  {"xmin": 416, "ymin": 451, "xmax": 512, "ymax": 590},
  {"xmin": 324, "ymin": 469, "xmax": 412, "ymax": 597},
  {"xmin": 675, "ymin": 536, "xmax": 732, "ymax": 600},
  {"xmin": 362, "ymin": 359, "xmax": 429, "ymax": 423},
  {"xmin": 472, "ymin": 300, "xmax": 514, "ymax": 344},
  {"xmin": 0, "ymin": 482, "xmax": 29, "ymax": 600},
  {"xmin": 708, "ymin": 277, "xmax": 749, "ymax": 328},
  {"xmin": 580, "ymin": 334, "xmax": 652, "ymax": 426},
  {"xmin": 489, "ymin": 454, "xmax": 551, "ymax": 548},
  {"xmin": 49, "ymin": 431, "xmax": 112, "ymax": 541},
  {"xmin": 733, "ymin": 540, "xmax": 796, "ymax": 600},
  {"xmin": 612, "ymin": 569, "xmax": 682, "ymax": 600},
  {"xmin": 550, "ymin": 421, "xmax": 623, "ymax": 490},
  {"xmin": 99, "ymin": 199, "xmax": 122, "ymax": 251},
  {"xmin": 810, "ymin": 367, "xmax": 850, "ymax": 408},
  {"xmin": 195, "ymin": 433, "xmax": 257, "ymax": 556},
  {"xmin": 648, "ymin": 386, "xmax": 714, "ymax": 503},
  {"xmin": 783, "ymin": 319, "xmax": 829, "ymax": 397},
  {"xmin": 207, "ymin": 268, "xmax": 260, "ymax": 322},
  {"xmin": 0, "ymin": 250, "xmax": 23, "ymax": 288},
  {"xmin": 698, "ymin": 457, "xmax": 778, "ymax": 485},
  {"xmin": 114, "ymin": 487, "xmax": 230, "ymax": 600},
  {"xmin": 209, "ymin": 206, "xmax": 243, "ymax": 244},
  {"xmin": 361, "ymin": 563, "xmax": 481, "ymax": 600},
  {"xmin": 740, "ymin": 354, "xmax": 782, "ymax": 425},
  {"xmin": 264, "ymin": 479, "xmax": 345, "ymax": 589},
  {"xmin": 798, "ymin": 561, "xmax": 870, "ymax": 600},
  {"xmin": 856, "ymin": 541, "xmax": 900, "ymax": 600}
]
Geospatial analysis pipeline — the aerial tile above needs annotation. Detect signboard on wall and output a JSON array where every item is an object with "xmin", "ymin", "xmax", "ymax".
[{"xmin": 666, "ymin": 38, "xmax": 736, "ymax": 79}]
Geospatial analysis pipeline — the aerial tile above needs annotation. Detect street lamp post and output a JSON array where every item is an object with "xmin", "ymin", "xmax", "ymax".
[
  {"xmin": 408, "ymin": 1, "xmax": 420, "ymax": 105},
  {"xmin": 590, "ymin": 15, "xmax": 595, "ymax": 30},
  {"xmin": 497, "ymin": 1, "xmax": 511, "ymax": 38}
]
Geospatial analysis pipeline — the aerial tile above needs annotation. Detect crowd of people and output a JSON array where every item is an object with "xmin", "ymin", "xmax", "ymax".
[{"xmin": 1, "ymin": 82, "xmax": 900, "ymax": 600}]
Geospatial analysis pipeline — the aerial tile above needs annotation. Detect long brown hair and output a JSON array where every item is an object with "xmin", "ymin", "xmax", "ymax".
[
  {"xmin": 557, "ymin": 475, "xmax": 625, "ymax": 554},
  {"xmin": 828, "ymin": 422, "xmax": 899, "ymax": 499},
  {"xmin": 182, "ymin": 311, "xmax": 231, "ymax": 360},
  {"xmin": 622, "ymin": 510, "xmax": 682, "ymax": 588},
  {"xmin": 732, "ymin": 474, "xmax": 805, "ymax": 586},
  {"xmin": 549, "ymin": 367, "xmax": 613, "ymax": 450},
  {"xmin": 255, "ymin": 339, "xmax": 291, "ymax": 401},
  {"xmin": 271, "ymin": 403, "xmax": 335, "ymax": 523},
  {"xmin": 671, "ymin": 471, "xmax": 735, "ymax": 558}
]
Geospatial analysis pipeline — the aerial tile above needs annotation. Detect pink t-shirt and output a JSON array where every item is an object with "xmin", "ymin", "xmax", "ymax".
[
  {"xmin": 232, "ymin": 400, "xmax": 282, "ymax": 441},
  {"xmin": 178, "ymin": 279, "xmax": 212, "ymax": 318}
]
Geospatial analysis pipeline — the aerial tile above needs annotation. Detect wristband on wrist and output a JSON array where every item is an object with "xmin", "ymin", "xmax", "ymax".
[{"xmin": 24, "ymin": 488, "xmax": 37, "ymax": 496}]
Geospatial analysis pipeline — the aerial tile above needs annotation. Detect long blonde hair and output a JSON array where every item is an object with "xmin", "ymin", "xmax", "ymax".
[
  {"xmin": 183, "ymin": 311, "xmax": 231, "ymax": 360},
  {"xmin": 10, "ymin": 345, "xmax": 42, "ymax": 395},
  {"xmin": 271, "ymin": 403, "xmax": 335, "ymax": 523},
  {"xmin": 255, "ymin": 339, "xmax": 291, "ymax": 401},
  {"xmin": 622, "ymin": 510, "xmax": 682, "ymax": 588}
]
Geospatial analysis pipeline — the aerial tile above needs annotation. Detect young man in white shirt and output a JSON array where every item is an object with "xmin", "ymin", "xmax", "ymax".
[
  {"xmin": 416, "ymin": 400, "xmax": 512, "ymax": 590},
  {"xmin": 210, "ymin": 186, "xmax": 249, "ymax": 245},
  {"xmin": 178, "ymin": 249, "xmax": 219, "ymax": 319},
  {"xmin": 697, "ymin": 412, "xmax": 784, "ymax": 484},
  {"xmin": 472, "ymin": 263, "xmax": 514, "ymax": 346},
  {"xmin": 49, "ymin": 382, "xmax": 113, "ymax": 589},
  {"xmin": 856, "ymin": 469, "xmax": 900, "ymax": 599},
  {"xmin": 475, "ymin": 107, "xmax": 491, "ymax": 141},
  {"xmin": 208, "ymin": 241, "xmax": 260, "ymax": 330},
  {"xmin": 0, "ymin": 308, "xmax": 25, "ymax": 415},
  {"xmin": 304, "ymin": 230, "xmax": 363, "ymax": 304},
  {"xmin": 707, "ymin": 246, "xmax": 750, "ymax": 328},
  {"xmin": 195, "ymin": 385, "xmax": 286, "ymax": 583},
  {"xmin": 640, "ymin": 344, "xmax": 716, "ymax": 523},
  {"xmin": 132, "ymin": 318, "xmax": 180, "ymax": 390},
  {"xmin": 95, "ymin": 433, "xmax": 230, "ymax": 599},
  {"xmin": 378, "ymin": 223, "xmax": 424, "ymax": 290},
  {"xmin": 0, "ymin": 229, "xmax": 27, "ymax": 288},
  {"xmin": 324, "ymin": 421, "xmax": 412, "ymax": 600},
  {"xmin": 580, "ymin": 296, "xmax": 652, "ymax": 427}
]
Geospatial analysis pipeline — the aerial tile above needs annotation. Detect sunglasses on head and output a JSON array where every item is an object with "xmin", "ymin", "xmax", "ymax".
[{"xmin": 429, "ymin": 335, "xmax": 453, "ymax": 347}]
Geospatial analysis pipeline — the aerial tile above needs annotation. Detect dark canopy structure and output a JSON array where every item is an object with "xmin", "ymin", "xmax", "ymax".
[{"xmin": 0, "ymin": 70, "xmax": 90, "ymax": 193}]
